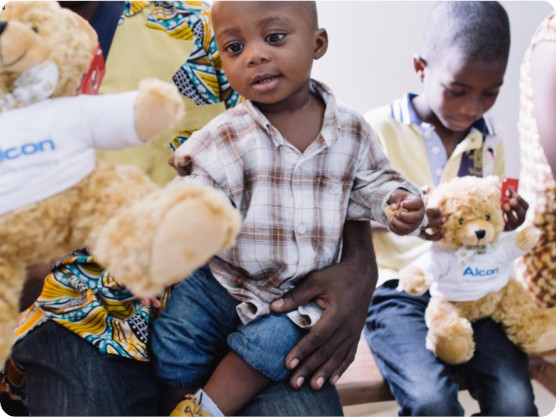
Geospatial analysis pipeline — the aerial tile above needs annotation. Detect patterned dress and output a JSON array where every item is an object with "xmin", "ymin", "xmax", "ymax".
[{"xmin": 515, "ymin": 13, "xmax": 556, "ymax": 307}]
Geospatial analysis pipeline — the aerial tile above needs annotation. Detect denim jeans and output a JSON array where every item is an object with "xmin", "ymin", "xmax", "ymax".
[
  {"xmin": 12, "ymin": 320, "xmax": 160, "ymax": 416},
  {"xmin": 364, "ymin": 280, "xmax": 538, "ymax": 416},
  {"xmin": 151, "ymin": 265, "xmax": 306, "ymax": 385},
  {"xmin": 10, "ymin": 321, "xmax": 343, "ymax": 416}
]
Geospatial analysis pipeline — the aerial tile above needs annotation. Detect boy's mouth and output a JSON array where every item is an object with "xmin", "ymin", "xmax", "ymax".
[{"xmin": 251, "ymin": 74, "xmax": 280, "ymax": 85}]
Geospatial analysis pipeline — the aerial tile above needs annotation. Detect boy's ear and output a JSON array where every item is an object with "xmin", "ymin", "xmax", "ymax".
[
  {"xmin": 313, "ymin": 28, "xmax": 328, "ymax": 60},
  {"xmin": 413, "ymin": 55, "xmax": 427, "ymax": 82}
]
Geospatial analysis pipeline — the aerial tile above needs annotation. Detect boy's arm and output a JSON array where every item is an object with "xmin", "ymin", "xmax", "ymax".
[{"xmin": 270, "ymin": 221, "xmax": 377, "ymax": 390}]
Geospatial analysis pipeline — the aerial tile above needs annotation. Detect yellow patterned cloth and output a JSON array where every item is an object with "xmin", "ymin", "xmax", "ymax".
[
  {"xmin": 96, "ymin": 1, "xmax": 238, "ymax": 185},
  {"xmin": 15, "ymin": 250, "xmax": 170, "ymax": 361},
  {"xmin": 515, "ymin": 13, "xmax": 556, "ymax": 307}
]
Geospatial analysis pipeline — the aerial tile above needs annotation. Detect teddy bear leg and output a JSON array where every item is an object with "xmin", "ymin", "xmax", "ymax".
[
  {"xmin": 0, "ymin": 259, "xmax": 27, "ymax": 364},
  {"xmin": 493, "ymin": 279, "xmax": 556, "ymax": 353},
  {"xmin": 92, "ymin": 182, "xmax": 241, "ymax": 297},
  {"xmin": 425, "ymin": 297, "xmax": 475, "ymax": 364}
]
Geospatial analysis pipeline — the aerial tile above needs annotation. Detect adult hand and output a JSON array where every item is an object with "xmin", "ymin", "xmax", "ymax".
[{"xmin": 270, "ymin": 221, "xmax": 377, "ymax": 390}]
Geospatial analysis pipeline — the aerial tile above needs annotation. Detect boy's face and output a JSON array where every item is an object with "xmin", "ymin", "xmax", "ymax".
[
  {"xmin": 415, "ymin": 47, "xmax": 506, "ymax": 133},
  {"xmin": 211, "ymin": 1, "xmax": 327, "ymax": 106}
]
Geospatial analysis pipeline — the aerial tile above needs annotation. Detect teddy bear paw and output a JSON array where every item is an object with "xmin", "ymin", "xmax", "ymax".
[
  {"xmin": 515, "ymin": 226, "xmax": 542, "ymax": 252},
  {"xmin": 398, "ymin": 265, "xmax": 431, "ymax": 295},
  {"xmin": 134, "ymin": 78, "xmax": 186, "ymax": 142},
  {"xmin": 530, "ymin": 328, "xmax": 556, "ymax": 353},
  {"xmin": 426, "ymin": 330, "xmax": 475, "ymax": 364},
  {"xmin": 148, "ymin": 194, "xmax": 241, "ymax": 295}
]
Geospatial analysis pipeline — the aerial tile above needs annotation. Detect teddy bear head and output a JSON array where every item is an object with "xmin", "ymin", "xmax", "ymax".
[
  {"xmin": 0, "ymin": 1, "xmax": 97, "ymax": 103},
  {"xmin": 427, "ymin": 175, "xmax": 506, "ymax": 251}
]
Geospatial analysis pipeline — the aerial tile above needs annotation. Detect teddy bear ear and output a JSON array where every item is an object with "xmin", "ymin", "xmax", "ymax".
[
  {"xmin": 1, "ymin": 1, "xmax": 61, "ymax": 20},
  {"xmin": 427, "ymin": 183, "xmax": 448, "ymax": 209},
  {"xmin": 484, "ymin": 175, "xmax": 502, "ymax": 199},
  {"xmin": 61, "ymin": 7, "xmax": 98, "ymax": 51}
]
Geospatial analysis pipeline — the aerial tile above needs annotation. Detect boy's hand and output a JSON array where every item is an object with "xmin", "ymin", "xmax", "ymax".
[
  {"xmin": 418, "ymin": 207, "xmax": 445, "ymax": 241},
  {"xmin": 502, "ymin": 188, "xmax": 528, "ymax": 231},
  {"xmin": 386, "ymin": 189, "xmax": 425, "ymax": 235},
  {"xmin": 138, "ymin": 297, "xmax": 161, "ymax": 308},
  {"xmin": 418, "ymin": 186, "xmax": 445, "ymax": 241},
  {"xmin": 270, "ymin": 221, "xmax": 377, "ymax": 390}
]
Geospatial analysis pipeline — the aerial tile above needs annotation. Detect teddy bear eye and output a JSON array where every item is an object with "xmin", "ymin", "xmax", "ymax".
[
  {"xmin": 31, "ymin": 24, "xmax": 39, "ymax": 33},
  {"xmin": 485, "ymin": 214, "xmax": 491, "ymax": 221},
  {"xmin": 458, "ymin": 218, "xmax": 464, "ymax": 226}
]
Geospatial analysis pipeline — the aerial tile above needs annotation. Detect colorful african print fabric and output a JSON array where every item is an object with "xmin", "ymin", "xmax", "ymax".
[
  {"xmin": 122, "ymin": 1, "xmax": 240, "ymax": 150},
  {"xmin": 15, "ymin": 250, "xmax": 170, "ymax": 361}
]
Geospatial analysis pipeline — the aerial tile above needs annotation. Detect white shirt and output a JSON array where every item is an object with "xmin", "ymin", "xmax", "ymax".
[
  {"xmin": 0, "ymin": 92, "xmax": 140, "ymax": 215},
  {"xmin": 412, "ymin": 231, "xmax": 527, "ymax": 301}
]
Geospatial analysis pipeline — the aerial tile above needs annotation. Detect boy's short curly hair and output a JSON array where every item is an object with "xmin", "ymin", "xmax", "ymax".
[{"xmin": 421, "ymin": 1, "xmax": 510, "ymax": 64}]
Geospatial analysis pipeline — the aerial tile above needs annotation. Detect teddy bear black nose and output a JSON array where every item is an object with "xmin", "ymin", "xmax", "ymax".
[
  {"xmin": 475, "ymin": 230, "xmax": 486, "ymax": 240},
  {"xmin": 0, "ymin": 21, "xmax": 6, "ymax": 36}
]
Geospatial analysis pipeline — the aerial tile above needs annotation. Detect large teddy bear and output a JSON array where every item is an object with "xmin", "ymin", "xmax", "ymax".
[
  {"xmin": 398, "ymin": 175, "xmax": 556, "ymax": 364},
  {"xmin": 0, "ymin": 2, "xmax": 241, "ymax": 364}
]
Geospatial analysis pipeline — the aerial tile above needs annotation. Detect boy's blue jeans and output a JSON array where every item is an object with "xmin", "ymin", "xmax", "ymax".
[
  {"xmin": 151, "ymin": 265, "xmax": 306, "ymax": 387},
  {"xmin": 364, "ymin": 279, "xmax": 538, "ymax": 416}
]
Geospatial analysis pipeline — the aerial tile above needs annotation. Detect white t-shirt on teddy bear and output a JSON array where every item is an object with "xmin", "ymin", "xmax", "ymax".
[
  {"xmin": 0, "ymin": 91, "xmax": 141, "ymax": 215},
  {"xmin": 413, "ymin": 231, "xmax": 527, "ymax": 301}
]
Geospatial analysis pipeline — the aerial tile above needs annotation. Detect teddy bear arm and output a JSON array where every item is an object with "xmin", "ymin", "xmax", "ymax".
[
  {"xmin": 398, "ymin": 264, "xmax": 432, "ymax": 295},
  {"xmin": 515, "ymin": 226, "xmax": 542, "ymax": 252},
  {"xmin": 134, "ymin": 79, "xmax": 185, "ymax": 143}
]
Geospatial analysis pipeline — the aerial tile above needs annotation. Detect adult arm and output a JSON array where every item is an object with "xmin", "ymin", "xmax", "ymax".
[
  {"xmin": 270, "ymin": 220, "xmax": 377, "ymax": 390},
  {"xmin": 531, "ymin": 41, "xmax": 556, "ymax": 179}
]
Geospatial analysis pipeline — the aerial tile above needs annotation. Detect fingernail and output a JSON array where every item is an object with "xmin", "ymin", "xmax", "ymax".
[
  {"xmin": 316, "ymin": 376, "xmax": 324, "ymax": 389},
  {"xmin": 330, "ymin": 374, "xmax": 340, "ymax": 385},
  {"xmin": 289, "ymin": 358, "xmax": 299, "ymax": 369},
  {"xmin": 272, "ymin": 298, "xmax": 284, "ymax": 308},
  {"xmin": 296, "ymin": 376, "xmax": 304, "ymax": 388}
]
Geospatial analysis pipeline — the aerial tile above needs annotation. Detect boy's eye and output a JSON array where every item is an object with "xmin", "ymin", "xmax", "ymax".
[
  {"xmin": 266, "ymin": 33, "xmax": 285, "ymax": 44},
  {"xmin": 446, "ymin": 88, "xmax": 466, "ymax": 97},
  {"xmin": 225, "ymin": 42, "xmax": 244, "ymax": 55},
  {"xmin": 483, "ymin": 90, "xmax": 499, "ymax": 98}
]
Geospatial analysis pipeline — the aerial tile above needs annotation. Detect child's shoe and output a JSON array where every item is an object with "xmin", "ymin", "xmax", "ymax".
[{"xmin": 170, "ymin": 394, "xmax": 213, "ymax": 417}]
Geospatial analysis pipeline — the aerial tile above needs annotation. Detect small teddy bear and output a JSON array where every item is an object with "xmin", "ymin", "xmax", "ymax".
[
  {"xmin": 0, "ymin": 2, "xmax": 241, "ymax": 364},
  {"xmin": 398, "ymin": 175, "xmax": 556, "ymax": 364}
]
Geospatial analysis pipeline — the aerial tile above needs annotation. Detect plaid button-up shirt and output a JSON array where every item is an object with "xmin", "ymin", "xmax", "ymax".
[{"xmin": 171, "ymin": 80, "xmax": 420, "ymax": 326}]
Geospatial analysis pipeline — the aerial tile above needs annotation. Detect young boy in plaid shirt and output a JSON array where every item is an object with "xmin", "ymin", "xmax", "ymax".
[{"xmin": 151, "ymin": 2, "xmax": 425, "ymax": 416}]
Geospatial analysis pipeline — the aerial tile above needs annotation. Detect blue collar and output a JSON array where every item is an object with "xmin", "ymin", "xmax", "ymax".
[{"xmin": 391, "ymin": 93, "xmax": 494, "ymax": 136}]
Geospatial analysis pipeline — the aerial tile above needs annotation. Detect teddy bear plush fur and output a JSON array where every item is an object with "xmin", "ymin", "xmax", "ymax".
[
  {"xmin": 398, "ymin": 175, "xmax": 556, "ymax": 364},
  {"xmin": 0, "ymin": 2, "xmax": 241, "ymax": 364}
]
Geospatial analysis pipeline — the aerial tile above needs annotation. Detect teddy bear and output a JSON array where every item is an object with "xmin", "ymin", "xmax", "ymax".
[
  {"xmin": 0, "ymin": 1, "xmax": 241, "ymax": 365},
  {"xmin": 398, "ymin": 175, "xmax": 556, "ymax": 364}
]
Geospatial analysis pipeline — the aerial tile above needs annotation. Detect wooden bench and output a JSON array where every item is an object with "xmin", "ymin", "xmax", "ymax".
[{"xmin": 336, "ymin": 336, "xmax": 556, "ymax": 407}]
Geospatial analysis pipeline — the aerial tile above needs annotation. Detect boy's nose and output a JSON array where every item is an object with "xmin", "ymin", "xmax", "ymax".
[
  {"xmin": 461, "ymin": 99, "xmax": 483, "ymax": 118},
  {"xmin": 246, "ymin": 43, "xmax": 269, "ymax": 66}
]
